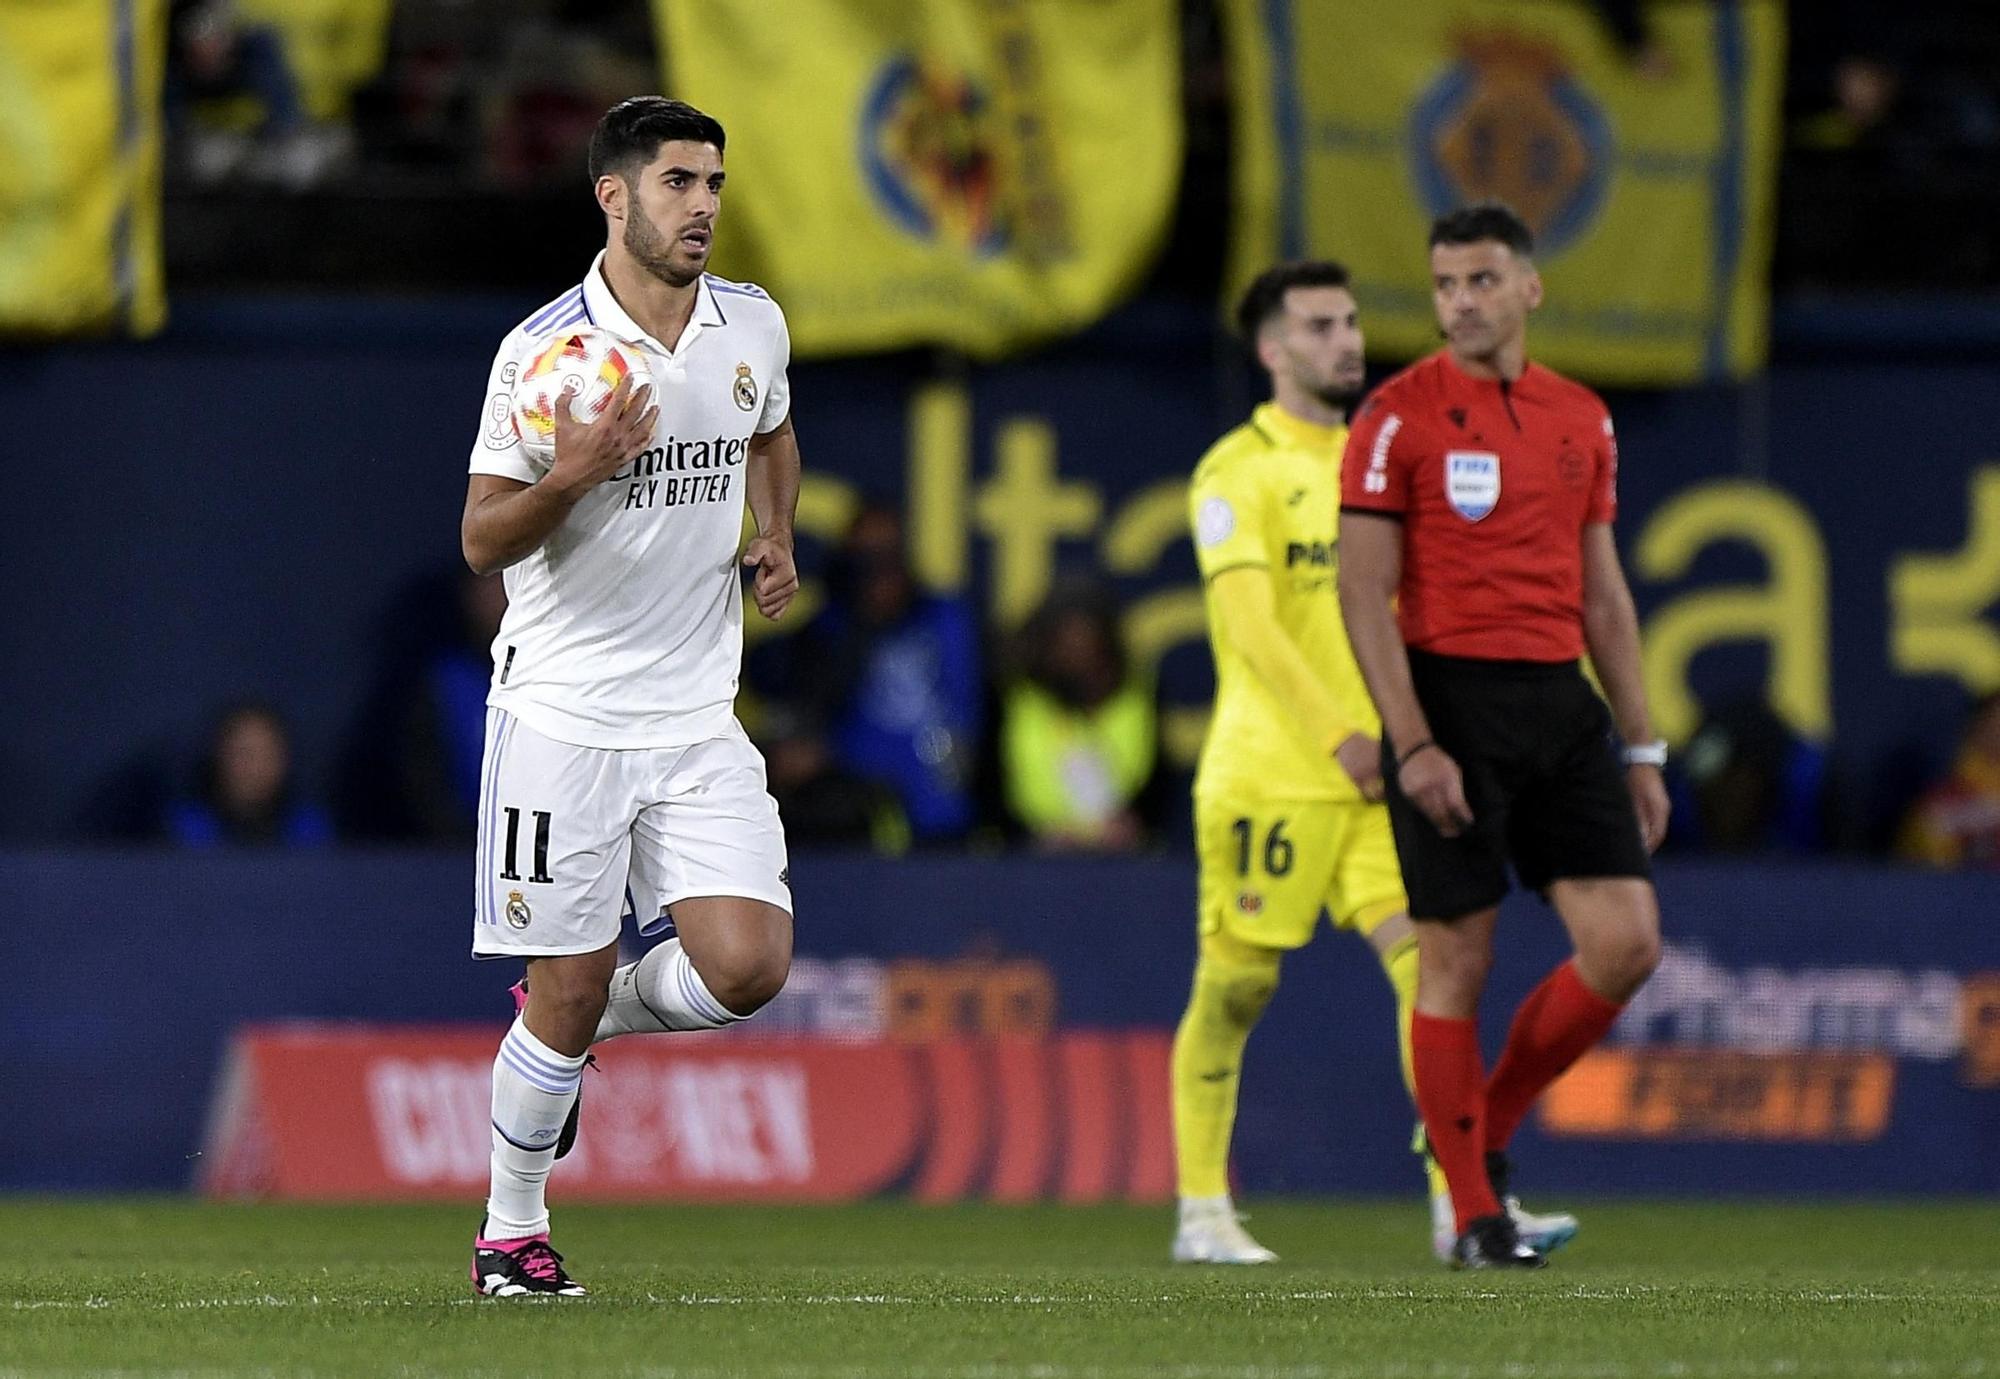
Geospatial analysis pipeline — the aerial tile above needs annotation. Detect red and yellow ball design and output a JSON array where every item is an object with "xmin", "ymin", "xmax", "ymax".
[{"xmin": 511, "ymin": 327, "xmax": 652, "ymax": 454}]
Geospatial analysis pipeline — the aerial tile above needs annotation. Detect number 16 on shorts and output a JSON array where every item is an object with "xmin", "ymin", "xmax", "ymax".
[
  {"xmin": 1196, "ymin": 797, "xmax": 1403, "ymax": 948},
  {"xmin": 1230, "ymin": 816, "xmax": 1295, "ymax": 878},
  {"xmin": 1197, "ymin": 799, "xmax": 1317, "ymax": 948}
]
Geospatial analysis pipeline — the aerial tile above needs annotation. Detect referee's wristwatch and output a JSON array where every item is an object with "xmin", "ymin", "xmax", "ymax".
[{"xmin": 1620, "ymin": 738, "xmax": 1669, "ymax": 768}]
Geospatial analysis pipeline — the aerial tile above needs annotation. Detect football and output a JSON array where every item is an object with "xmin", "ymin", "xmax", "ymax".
[{"xmin": 511, "ymin": 326, "xmax": 653, "ymax": 457}]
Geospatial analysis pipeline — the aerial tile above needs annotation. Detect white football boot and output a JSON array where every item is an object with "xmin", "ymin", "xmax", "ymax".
[{"xmin": 1171, "ymin": 1198, "xmax": 1279, "ymax": 1264}]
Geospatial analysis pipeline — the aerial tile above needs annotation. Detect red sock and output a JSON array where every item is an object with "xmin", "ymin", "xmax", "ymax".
[
  {"xmin": 1412, "ymin": 1011, "xmax": 1499, "ymax": 1231},
  {"xmin": 1483, "ymin": 959, "xmax": 1625, "ymax": 1153}
]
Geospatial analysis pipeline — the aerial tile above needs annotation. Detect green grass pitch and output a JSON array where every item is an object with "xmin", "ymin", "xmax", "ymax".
[{"xmin": 4, "ymin": 1198, "xmax": 1996, "ymax": 1377}]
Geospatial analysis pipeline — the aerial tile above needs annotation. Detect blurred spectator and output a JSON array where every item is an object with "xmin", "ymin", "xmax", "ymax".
[
  {"xmin": 1898, "ymin": 691, "xmax": 2000, "ymax": 869},
  {"xmin": 347, "ymin": 0, "xmax": 491, "ymax": 175},
  {"xmin": 168, "ymin": 701, "xmax": 332, "ymax": 847},
  {"xmin": 756, "ymin": 705, "xmax": 910, "ymax": 854},
  {"xmin": 1668, "ymin": 696, "xmax": 1846, "ymax": 854},
  {"xmin": 482, "ymin": 13, "xmax": 657, "ymax": 186},
  {"xmin": 1788, "ymin": 2, "xmax": 2000, "ymax": 160},
  {"xmin": 1796, "ymin": 53, "xmax": 1905, "ymax": 150},
  {"xmin": 748, "ymin": 501, "xmax": 984, "ymax": 845},
  {"xmin": 998, "ymin": 581, "xmax": 1163, "ymax": 852},
  {"xmin": 1792, "ymin": 52, "xmax": 1999, "ymax": 160},
  {"xmin": 166, "ymin": 0, "xmax": 352, "ymax": 188},
  {"xmin": 336, "ymin": 569, "xmax": 504, "ymax": 843},
  {"xmin": 346, "ymin": 0, "xmax": 656, "ymax": 187}
]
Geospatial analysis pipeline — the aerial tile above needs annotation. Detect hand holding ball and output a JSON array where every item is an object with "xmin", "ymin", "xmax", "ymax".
[{"xmin": 511, "ymin": 327, "xmax": 655, "ymax": 460}]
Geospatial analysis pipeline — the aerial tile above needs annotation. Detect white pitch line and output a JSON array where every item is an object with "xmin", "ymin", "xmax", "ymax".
[
  {"xmin": 10, "ymin": 1286, "xmax": 1979, "ymax": 1314},
  {"xmin": 0, "ymin": 1364, "xmax": 1990, "ymax": 1379}
]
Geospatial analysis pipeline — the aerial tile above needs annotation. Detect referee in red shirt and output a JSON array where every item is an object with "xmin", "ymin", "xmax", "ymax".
[{"xmin": 1338, "ymin": 203, "xmax": 1667, "ymax": 1269}]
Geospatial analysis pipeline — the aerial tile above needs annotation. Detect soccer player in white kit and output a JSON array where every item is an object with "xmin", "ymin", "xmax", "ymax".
[{"xmin": 460, "ymin": 97, "xmax": 801, "ymax": 1298}]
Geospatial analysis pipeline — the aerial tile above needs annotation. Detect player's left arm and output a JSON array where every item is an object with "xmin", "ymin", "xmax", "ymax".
[
  {"xmin": 1581, "ymin": 521, "xmax": 1668, "ymax": 851},
  {"xmin": 743, "ymin": 416, "xmax": 800, "ymax": 621}
]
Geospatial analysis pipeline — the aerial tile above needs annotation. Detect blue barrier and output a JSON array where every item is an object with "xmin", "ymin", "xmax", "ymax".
[{"xmin": 9, "ymin": 851, "xmax": 1996, "ymax": 1195}]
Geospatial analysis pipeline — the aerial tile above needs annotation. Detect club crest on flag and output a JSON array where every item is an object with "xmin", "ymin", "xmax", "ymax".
[
  {"xmin": 860, "ymin": 55, "xmax": 1007, "ymax": 255},
  {"xmin": 1408, "ymin": 29, "xmax": 1612, "ymax": 254},
  {"xmin": 1446, "ymin": 450, "xmax": 1501, "ymax": 521}
]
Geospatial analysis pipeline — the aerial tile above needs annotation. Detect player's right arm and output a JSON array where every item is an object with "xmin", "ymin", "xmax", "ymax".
[
  {"xmin": 1207, "ymin": 567, "xmax": 1380, "ymax": 798},
  {"xmin": 1191, "ymin": 447, "xmax": 1375, "ymax": 794},
  {"xmin": 461, "ymin": 374, "xmax": 658, "ymax": 574},
  {"xmin": 1338, "ymin": 400, "xmax": 1472, "ymax": 836}
]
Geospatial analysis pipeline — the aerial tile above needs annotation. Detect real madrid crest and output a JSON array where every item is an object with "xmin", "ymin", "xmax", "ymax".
[
  {"xmin": 732, "ymin": 362, "xmax": 758, "ymax": 412},
  {"xmin": 505, "ymin": 889, "xmax": 532, "ymax": 930}
]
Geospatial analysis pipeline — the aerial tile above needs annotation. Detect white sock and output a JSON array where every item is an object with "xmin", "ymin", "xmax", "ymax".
[
  {"xmin": 484, "ymin": 1019, "xmax": 586, "ymax": 1240},
  {"xmin": 1179, "ymin": 1194, "xmax": 1234, "ymax": 1225},
  {"xmin": 591, "ymin": 937, "xmax": 746, "ymax": 1043}
]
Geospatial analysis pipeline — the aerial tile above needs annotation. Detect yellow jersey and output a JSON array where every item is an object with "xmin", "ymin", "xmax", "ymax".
[{"xmin": 1189, "ymin": 402, "xmax": 1380, "ymax": 801}]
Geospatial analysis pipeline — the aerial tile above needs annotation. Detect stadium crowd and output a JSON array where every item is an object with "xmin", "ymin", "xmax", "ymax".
[{"xmin": 108, "ymin": 529, "xmax": 1999, "ymax": 869}]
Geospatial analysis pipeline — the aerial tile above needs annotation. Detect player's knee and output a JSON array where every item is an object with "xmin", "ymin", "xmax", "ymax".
[
  {"xmin": 1195, "ymin": 934, "xmax": 1281, "ymax": 1029},
  {"xmin": 529, "ymin": 977, "xmax": 610, "ymax": 1031},
  {"xmin": 1420, "ymin": 937, "xmax": 1492, "ymax": 992},
  {"xmin": 704, "ymin": 946, "xmax": 791, "ymax": 1017},
  {"xmin": 1214, "ymin": 968, "xmax": 1277, "ymax": 1028},
  {"xmin": 1631, "ymin": 924, "xmax": 1663, "ymax": 980},
  {"xmin": 1577, "ymin": 921, "xmax": 1660, "ymax": 1001},
  {"xmin": 1606, "ymin": 925, "xmax": 1662, "ymax": 994}
]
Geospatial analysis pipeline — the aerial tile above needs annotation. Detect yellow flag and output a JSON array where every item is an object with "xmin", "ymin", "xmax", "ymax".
[
  {"xmin": 233, "ymin": 0, "xmax": 394, "ymax": 122},
  {"xmin": 1224, "ymin": 0, "xmax": 1783, "ymax": 384},
  {"xmin": 0, "ymin": 0, "xmax": 168, "ymax": 337},
  {"xmin": 654, "ymin": 0, "xmax": 1180, "ymax": 358}
]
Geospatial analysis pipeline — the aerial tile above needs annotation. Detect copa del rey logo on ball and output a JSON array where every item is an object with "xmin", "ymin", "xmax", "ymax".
[{"xmin": 511, "ymin": 326, "xmax": 653, "ymax": 456}]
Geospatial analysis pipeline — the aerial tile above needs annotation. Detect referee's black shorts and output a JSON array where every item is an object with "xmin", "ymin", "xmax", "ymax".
[{"xmin": 1382, "ymin": 650, "xmax": 1651, "ymax": 921}]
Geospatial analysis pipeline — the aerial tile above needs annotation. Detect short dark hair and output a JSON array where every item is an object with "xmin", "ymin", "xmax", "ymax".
[
  {"xmin": 587, "ymin": 97, "xmax": 726, "ymax": 182},
  {"xmin": 1429, "ymin": 201, "xmax": 1534, "ymax": 257},
  {"xmin": 1233, "ymin": 260, "xmax": 1351, "ymax": 342}
]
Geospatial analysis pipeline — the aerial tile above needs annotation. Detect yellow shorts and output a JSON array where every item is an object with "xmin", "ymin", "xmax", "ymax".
[{"xmin": 1195, "ymin": 794, "xmax": 1409, "ymax": 950}]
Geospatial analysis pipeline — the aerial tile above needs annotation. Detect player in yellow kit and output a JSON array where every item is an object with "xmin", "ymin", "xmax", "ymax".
[{"xmin": 1172, "ymin": 261, "xmax": 1465, "ymax": 1263}]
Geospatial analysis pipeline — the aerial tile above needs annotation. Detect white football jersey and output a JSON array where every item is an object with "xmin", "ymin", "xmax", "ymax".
[{"xmin": 467, "ymin": 252, "xmax": 792, "ymax": 748}]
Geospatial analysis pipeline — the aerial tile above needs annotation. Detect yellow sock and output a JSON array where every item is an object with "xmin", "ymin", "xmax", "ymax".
[
  {"xmin": 1376, "ymin": 932, "xmax": 1449, "ymax": 1199},
  {"xmin": 1171, "ymin": 932, "xmax": 1281, "ymax": 1200},
  {"xmin": 1377, "ymin": 932, "xmax": 1419, "ymax": 1096}
]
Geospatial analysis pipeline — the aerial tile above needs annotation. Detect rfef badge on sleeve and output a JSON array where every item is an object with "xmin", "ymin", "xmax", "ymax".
[{"xmin": 1445, "ymin": 450, "xmax": 1500, "ymax": 521}]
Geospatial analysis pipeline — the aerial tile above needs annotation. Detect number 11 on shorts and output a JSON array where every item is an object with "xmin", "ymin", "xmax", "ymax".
[{"xmin": 498, "ymin": 806, "xmax": 555, "ymax": 884}]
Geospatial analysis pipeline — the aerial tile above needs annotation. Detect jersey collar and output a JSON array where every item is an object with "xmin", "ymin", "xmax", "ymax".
[
  {"xmin": 1253, "ymin": 401, "xmax": 1346, "ymax": 451},
  {"xmin": 1439, "ymin": 347, "xmax": 1544, "ymax": 395},
  {"xmin": 580, "ymin": 250, "xmax": 727, "ymax": 357}
]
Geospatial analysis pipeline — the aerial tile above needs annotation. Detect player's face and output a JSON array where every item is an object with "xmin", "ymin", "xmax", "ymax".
[
  {"xmin": 1431, "ymin": 241, "xmax": 1541, "ymax": 363},
  {"xmin": 619, "ymin": 140, "xmax": 726, "ymax": 288},
  {"xmin": 1267, "ymin": 285, "xmax": 1366, "ymax": 407}
]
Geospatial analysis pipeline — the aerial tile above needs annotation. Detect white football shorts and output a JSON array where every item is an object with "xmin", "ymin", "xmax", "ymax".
[{"xmin": 470, "ymin": 707, "xmax": 792, "ymax": 958}]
